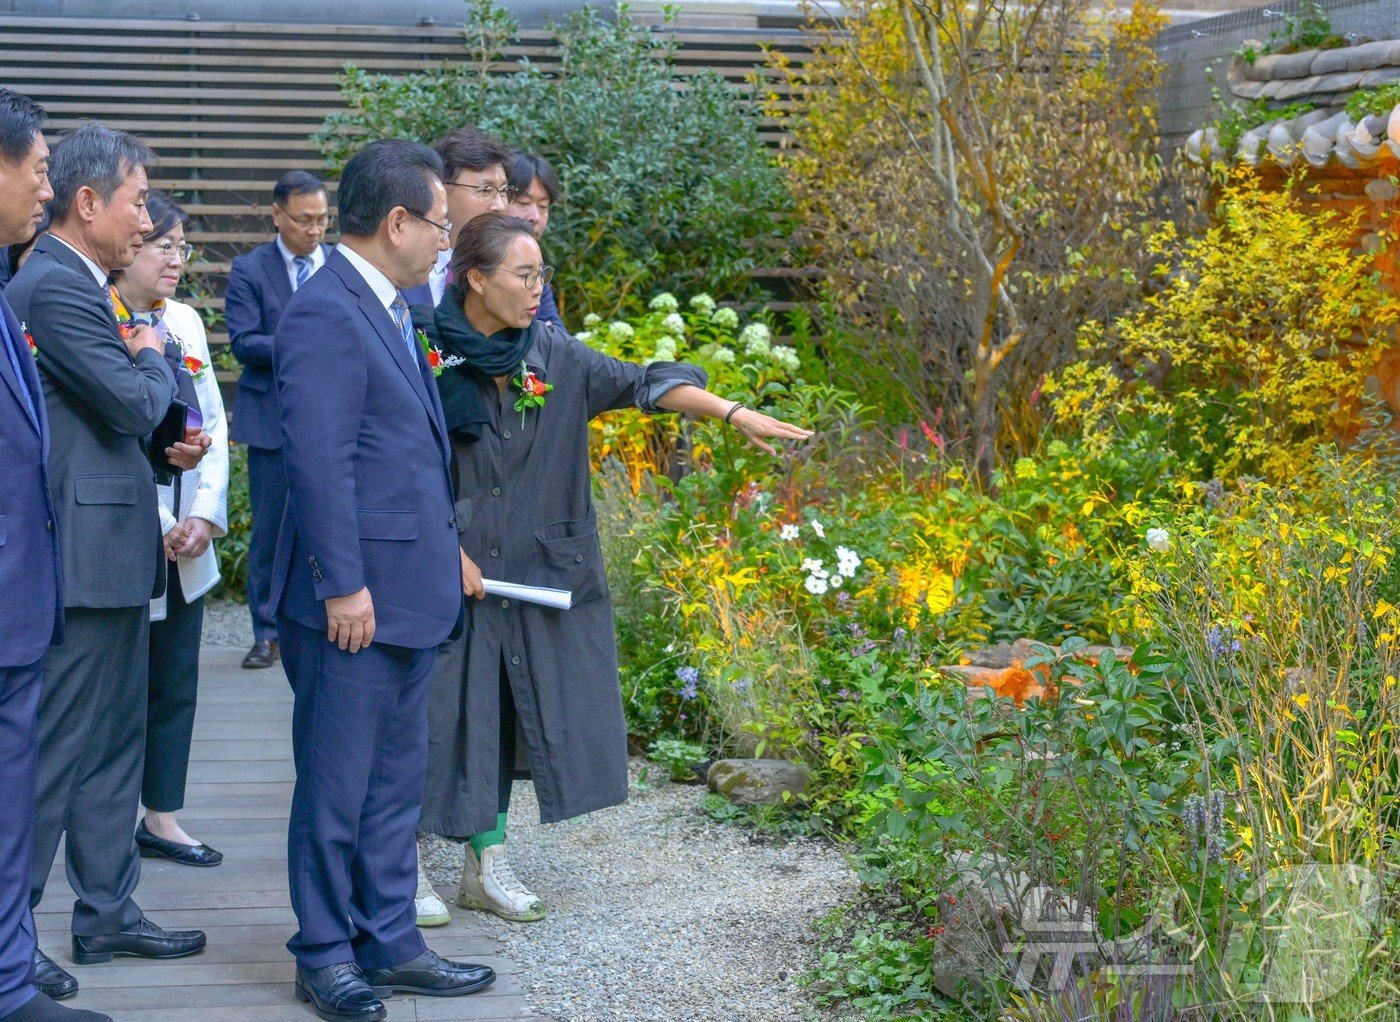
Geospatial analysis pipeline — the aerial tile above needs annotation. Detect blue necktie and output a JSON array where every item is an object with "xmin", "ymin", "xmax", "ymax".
[
  {"xmin": 389, "ymin": 295, "xmax": 418, "ymax": 364},
  {"xmin": 0, "ymin": 309, "xmax": 38, "ymax": 427},
  {"xmin": 293, "ymin": 256, "xmax": 312, "ymax": 290}
]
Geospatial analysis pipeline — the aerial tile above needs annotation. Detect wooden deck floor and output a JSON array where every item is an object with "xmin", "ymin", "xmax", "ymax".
[{"xmin": 33, "ymin": 647, "xmax": 550, "ymax": 1022}]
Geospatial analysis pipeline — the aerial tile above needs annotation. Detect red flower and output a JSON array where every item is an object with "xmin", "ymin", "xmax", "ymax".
[
  {"xmin": 427, "ymin": 348, "xmax": 442, "ymax": 370},
  {"xmin": 530, "ymin": 377, "xmax": 547, "ymax": 397},
  {"xmin": 183, "ymin": 355, "xmax": 204, "ymax": 376},
  {"xmin": 24, "ymin": 331, "xmax": 37, "ymax": 355}
]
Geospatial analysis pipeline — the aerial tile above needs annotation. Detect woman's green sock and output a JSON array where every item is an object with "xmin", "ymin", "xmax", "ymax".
[{"xmin": 469, "ymin": 813, "xmax": 508, "ymax": 856}]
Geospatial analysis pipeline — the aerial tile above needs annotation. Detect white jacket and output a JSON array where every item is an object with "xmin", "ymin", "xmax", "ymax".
[{"xmin": 150, "ymin": 298, "xmax": 229, "ymax": 621}]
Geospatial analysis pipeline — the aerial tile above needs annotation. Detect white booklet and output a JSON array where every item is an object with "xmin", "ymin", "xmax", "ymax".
[{"xmin": 481, "ymin": 578, "xmax": 573, "ymax": 611}]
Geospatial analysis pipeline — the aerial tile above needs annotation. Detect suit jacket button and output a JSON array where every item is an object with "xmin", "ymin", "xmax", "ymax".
[
  {"xmin": 500, "ymin": 598, "xmax": 510, "ymax": 608},
  {"xmin": 46, "ymin": 519, "xmax": 54, "ymax": 531},
  {"xmin": 575, "ymin": 553, "xmax": 584, "ymax": 562},
  {"xmin": 511, "ymin": 655, "xmax": 521, "ymax": 666},
  {"xmin": 490, "ymin": 547, "xmax": 499, "ymax": 557},
  {"xmin": 502, "ymin": 429, "xmax": 512, "ymax": 439},
  {"xmin": 491, "ymin": 486, "xmax": 501, "ymax": 496},
  {"xmin": 449, "ymin": 516, "xmax": 458, "ymax": 528}
]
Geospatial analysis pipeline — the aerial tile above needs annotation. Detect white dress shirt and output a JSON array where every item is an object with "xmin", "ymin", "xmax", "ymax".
[
  {"xmin": 427, "ymin": 249, "xmax": 450, "ymax": 305},
  {"xmin": 335, "ymin": 242, "xmax": 399, "ymax": 313},
  {"xmin": 276, "ymin": 235, "xmax": 326, "ymax": 292}
]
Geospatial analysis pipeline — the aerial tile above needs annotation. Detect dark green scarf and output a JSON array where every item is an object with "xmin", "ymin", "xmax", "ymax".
[{"xmin": 410, "ymin": 283, "xmax": 534, "ymax": 441}]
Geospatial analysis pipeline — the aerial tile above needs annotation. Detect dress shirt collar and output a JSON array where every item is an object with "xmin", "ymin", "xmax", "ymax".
[
  {"xmin": 335, "ymin": 243, "xmax": 399, "ymax": 312},
  {"xmin": 276, "ymin": 235, "xmax": 325, "ymax": 273},
  {"xmin": 48, "ymin": 235, "xmax": 109, "ymax": 290}
]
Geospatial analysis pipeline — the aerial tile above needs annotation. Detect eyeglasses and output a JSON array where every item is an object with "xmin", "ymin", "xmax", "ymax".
[
  {"xmin": 274, "ymin": 205, "xmax": 331, "ymax": 230},
  {"xmin": 405, "ymin": 209, "xmax": 453, "ymax": 237},
  {"xmin": 496, "ymin": 265, "xmax": 553, "ymax": 290},
  {"xmin": 151, "ymin": 241, "xmax": 195, "ymax": 264},
  {"xmin": 447, "ymin": 181, "xmax": 517, "ymax": 203}
]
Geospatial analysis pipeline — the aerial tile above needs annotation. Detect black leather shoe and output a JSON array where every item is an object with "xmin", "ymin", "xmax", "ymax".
[
  {"xmin": 135, "ymin": 820, "xmax": 224, "ymax": 867},
  {"xmin": 71, "ymin": 918, "xmax": 206, "ymax": 964},
  {"xmin": 294, "ymin": 962, "xmax": 386, "ymax": 1021},
  {"xmin": 241, "ymin": 639, "xmax": 279, "ymax": 669},
  {"xmin": 30, "ymin": 950, "xmax": 77, "ymax": 1000},
  {"xmin": 363, "ymin": 949, "xmax": 495, "ymax": 997},
  {"xmin": 0, "ymin": 991, "xmax": 111, "ymax": 1021}
]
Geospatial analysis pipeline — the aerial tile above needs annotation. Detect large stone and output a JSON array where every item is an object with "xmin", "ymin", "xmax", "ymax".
[{"xmin": 706, "ymin": 758, "xmax": 811, "ymax": 806}]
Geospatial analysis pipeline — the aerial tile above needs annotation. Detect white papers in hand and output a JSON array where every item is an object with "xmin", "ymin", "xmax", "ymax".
[{"xmin": 481, "ymin": 578, "xmax": 573, "ymax": 610}]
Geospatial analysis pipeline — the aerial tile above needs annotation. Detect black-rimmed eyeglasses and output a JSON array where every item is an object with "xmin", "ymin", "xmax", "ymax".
[{"xmin": 496, "ymin": 265, "xmax": 553, "ymax": 290}]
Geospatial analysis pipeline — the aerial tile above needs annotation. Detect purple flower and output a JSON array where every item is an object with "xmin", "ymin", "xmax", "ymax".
[
  {"xmin": 836, "ymin": 591, "xmax": 851, "ymax": 604},
  {"xmin": 852, "ymin": 639, "xmax": 877, "ymax": 657},
  {"xmin": 848, "ymin": 622, "xmax": 867, "ymax": 637},
  {"xmin": 675, "ymin": 665, "xmax": 700, "ymax": 700},
  {"xmin": 837, "ymin": 688, "xmax": 854, "ymax": 700}
]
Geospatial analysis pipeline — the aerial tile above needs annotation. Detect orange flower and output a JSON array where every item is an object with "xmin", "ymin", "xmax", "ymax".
[{"xmin": 183, "ymin": 355, "xmax": 205, "ymax": 377}]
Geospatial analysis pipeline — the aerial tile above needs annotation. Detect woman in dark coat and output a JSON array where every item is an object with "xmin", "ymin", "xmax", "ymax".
[{"xmin": 415, "ymin": 213, "xmax": 811, "ymax": 921}]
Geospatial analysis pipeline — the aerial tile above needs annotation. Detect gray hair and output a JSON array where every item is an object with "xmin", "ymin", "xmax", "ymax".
[{"xmin": 48, "ymin": 122, "xmax": 155, "ymax": 224}]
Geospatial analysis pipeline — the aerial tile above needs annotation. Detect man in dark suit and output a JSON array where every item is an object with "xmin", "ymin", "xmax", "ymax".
[
  {"xmin": 0, "ymin": 89, "xmax": 111, "ymax": 1022},
  {"xmin": 272, "ymin": 139, "xmax": 492, "ymax": 1021},
  {"xmin": 226, "ymin": 170, "xmax": 332, "ymax": 670},
  {"xmin": 6, "ymin": 122, "xmax": 211, "ymax": 1005}
]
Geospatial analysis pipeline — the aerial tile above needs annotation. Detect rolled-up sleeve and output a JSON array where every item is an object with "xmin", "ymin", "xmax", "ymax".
[{"xmin": 633, "ymin": 361, "xmax": 708, "ymax": 413}]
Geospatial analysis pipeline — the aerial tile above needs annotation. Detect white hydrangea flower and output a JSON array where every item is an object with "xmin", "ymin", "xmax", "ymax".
[
  {"xmin": 836, "ymin": 546, "xmax": 860, "ymax": 577},
  {"xmin": 575, "ymin": 330, "xmax": 594, "ymax": 343},
  {"xmin": 711, "ymin": 348, "xmax": 736, "ymax": 364},
  {"xmin": 804, "ymin": 574, "xmax": 829, "ymax": 596},
  {"xmin": 607, "ymin": 321, "xmax": 635, "ymax": 343},
  {"xmin": 648, "ymin": 292, "xmax": 679, "ymax": 313},
  {"xmin": 774, "ymin": 347, "xmax": 801, "ymax": 373},
  {"xmin": 583, "ymin": 313, "xmax": 602, "ymax": 328},
  {"xmin": 779, "ymin": 523, "xmax": 800, "ymax": 541},
  {"xmin": 739, "ymin": 323, "xmax": 772, "ymax": 355},
  {"xmin": 661, "ymin": 312, "xmax": 686, "ymax": 337},
  {"xmin": 688, "ymin": 293, "xmax": 717, "ymax": 316},
  {"xmin": 1146, "ymin": 527, "xmax": 1170, "ymax": 552},
  {"xmin": 811, "ymin": 520, "xmax": 825, "ymax": 539},
  {"xmin": 712, "ymin": 307, "xmax": 739, "ymax": 329}
]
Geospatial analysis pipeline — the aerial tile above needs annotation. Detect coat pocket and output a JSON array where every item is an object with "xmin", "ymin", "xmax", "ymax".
[
  {"xmin": 528, "ymin": 513, "xmax": 606, "ymax": 607},
  {"xmin": 357, "ymin": 509, "xmax": 419, "ymax": 541},
  {"xmin": 454, "ymin": 498, "xmax": 472, "ymax": 534},
  {"xmin": 74, "ymin": 474, "xmax": 138, "ymax": 505}
]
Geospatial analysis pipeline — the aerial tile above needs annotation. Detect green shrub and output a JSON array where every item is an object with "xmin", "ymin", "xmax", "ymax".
[
  {"xmin": 215, "ymin": 442, "xmax": 251, "ymax": 600},
  {"xmin": 315, "ymin": 0, "xmax": 791, "ymax": 319}
]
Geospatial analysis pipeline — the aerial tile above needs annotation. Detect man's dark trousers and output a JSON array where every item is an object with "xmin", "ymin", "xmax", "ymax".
[
  {"xmin": 278, "ymin": 618, "xmax": 433, "ymax": 969},
  {"xmin": 245, "ymin": 444, "xmax": 287, "ymax": 641},
  {"xmin": 0, "ymin": 659, "xmax": 43, "ymax": 1018}
]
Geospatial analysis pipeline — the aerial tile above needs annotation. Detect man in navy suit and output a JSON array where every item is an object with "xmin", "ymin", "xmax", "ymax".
[
  {"xmin": 272, "ymin": 139, "xmax": 493, "ymax": 1021},
  {"xmin": 0, "ymin": 89, "xmax": 109, "ymax": 1022},
  {"xmin": 226, "ymin": 170, "xmax": 332, "ymax": 670}
]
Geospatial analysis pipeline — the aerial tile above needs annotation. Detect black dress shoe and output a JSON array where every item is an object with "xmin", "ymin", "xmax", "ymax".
[
  {"xmin": 30, "ymin": 951, "xmax": 77, "ymax": 1001},
  {"xmin": 0, "ymin": 992, "xmax": 111, "ymax": 1022},
  {"xmin": 135, "ymin": 820, "xmax": 224, "ymax": 867},
  {"xmin": 363, "ymin": 949, "xmax": 495, "ymax": 997},
  {"xmin": 294, "ymin": 962, "xmax": 386, "ymax": 1022},
  {"xmin": 242, "ymin": 639, "xmax": 279, "ymax": 669},
  {"xmin": 71, "ymin": 917, "xmax": 206, "ymax": 964}
]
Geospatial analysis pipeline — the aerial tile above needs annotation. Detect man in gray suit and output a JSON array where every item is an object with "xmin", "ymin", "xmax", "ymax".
[{"xmin": 5, "ymin": 123, "xmax": 210, "ymax": 1001}]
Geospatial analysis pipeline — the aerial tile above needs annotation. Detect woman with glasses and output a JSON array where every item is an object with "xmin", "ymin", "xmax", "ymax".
[
  {"xmin": 413, "ymin": 213, "xmax": 812, "ymax": 922},
  {"xmin": 110, "ymin": 191, "xmax": 230, "ymax": 868}
]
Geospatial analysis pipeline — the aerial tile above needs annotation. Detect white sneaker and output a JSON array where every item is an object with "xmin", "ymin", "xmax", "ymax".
[
  {"xmin": 458, "ymin": 842, "xmax": 546, "ymax": 922},
  {"xmin": 414, "ymin": 859, "xmax": 451, "ymax": 927}
]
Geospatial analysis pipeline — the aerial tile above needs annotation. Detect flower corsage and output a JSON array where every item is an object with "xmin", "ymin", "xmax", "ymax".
[
  {"xmin": 417, "ymin": 328, "xmax": 464, "ymax": 378},
  {"xmin": 512, "ymin": 360, "xmax": 553, "ymax": 426}
]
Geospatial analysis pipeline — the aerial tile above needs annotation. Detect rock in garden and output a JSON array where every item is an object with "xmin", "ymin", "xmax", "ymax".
[{"xmin": 706, "ymin": 759, "xmax": 811, "ymax": 806}]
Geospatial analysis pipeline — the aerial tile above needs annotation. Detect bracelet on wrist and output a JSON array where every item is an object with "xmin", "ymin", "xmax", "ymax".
[{"xmin": 724, "ymin": 401, "xmax": 746, "ymax": 425}]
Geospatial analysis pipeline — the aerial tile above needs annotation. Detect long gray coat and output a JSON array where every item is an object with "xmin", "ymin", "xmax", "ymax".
[{"xmin": 419, "ymin": 320, "xmax": 704, "ymax": 837}]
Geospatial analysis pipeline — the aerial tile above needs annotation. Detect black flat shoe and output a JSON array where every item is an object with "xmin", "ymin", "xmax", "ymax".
[
  {"xmin": 295, "ymin": 962, "xmax": 386, "ymax": 1021},
  {"xmin": 363, "ymin": 948, "xmax": 495, "ymax": 997},
  {"xmin": 30, "ymin": 950, "xmax": 77, "ymax": 1000},
  {"xmin": 71, "ymin": 917, "xmax": 206, "ymax": 964},
  {"xmin": 135, "ymin": 820, "xmax": 223, "ymax": 867},
  {"xmin": 0, "ymin": 992, "xmax": 111, "ymax": 1021},
  {"xmin": 241, "ymin": 639, "xmax": 279, "ymax": 669}
]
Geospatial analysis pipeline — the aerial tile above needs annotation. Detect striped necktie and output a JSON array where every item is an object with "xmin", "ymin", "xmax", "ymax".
[
  {"xmin": 389, "ymin": 295, "xmax": 418, "ymax": 363},
  {"xmin": 293, "ymin": 256, "xmax": 313, "ymax": 290}
]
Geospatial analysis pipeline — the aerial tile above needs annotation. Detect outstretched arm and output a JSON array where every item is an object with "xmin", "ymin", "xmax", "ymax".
[{"xmin": 655, "ymin": 385, "xmax": 814, "ymax": 455}]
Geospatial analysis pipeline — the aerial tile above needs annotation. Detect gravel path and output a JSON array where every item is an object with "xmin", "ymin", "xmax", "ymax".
[
  {"xmin": 420, "ymin": 762, "xmax": 858, "ymax": 1022},
  {"xmin": 202, "ymin": 596, "xmax": 255, "ymax": 649}
]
